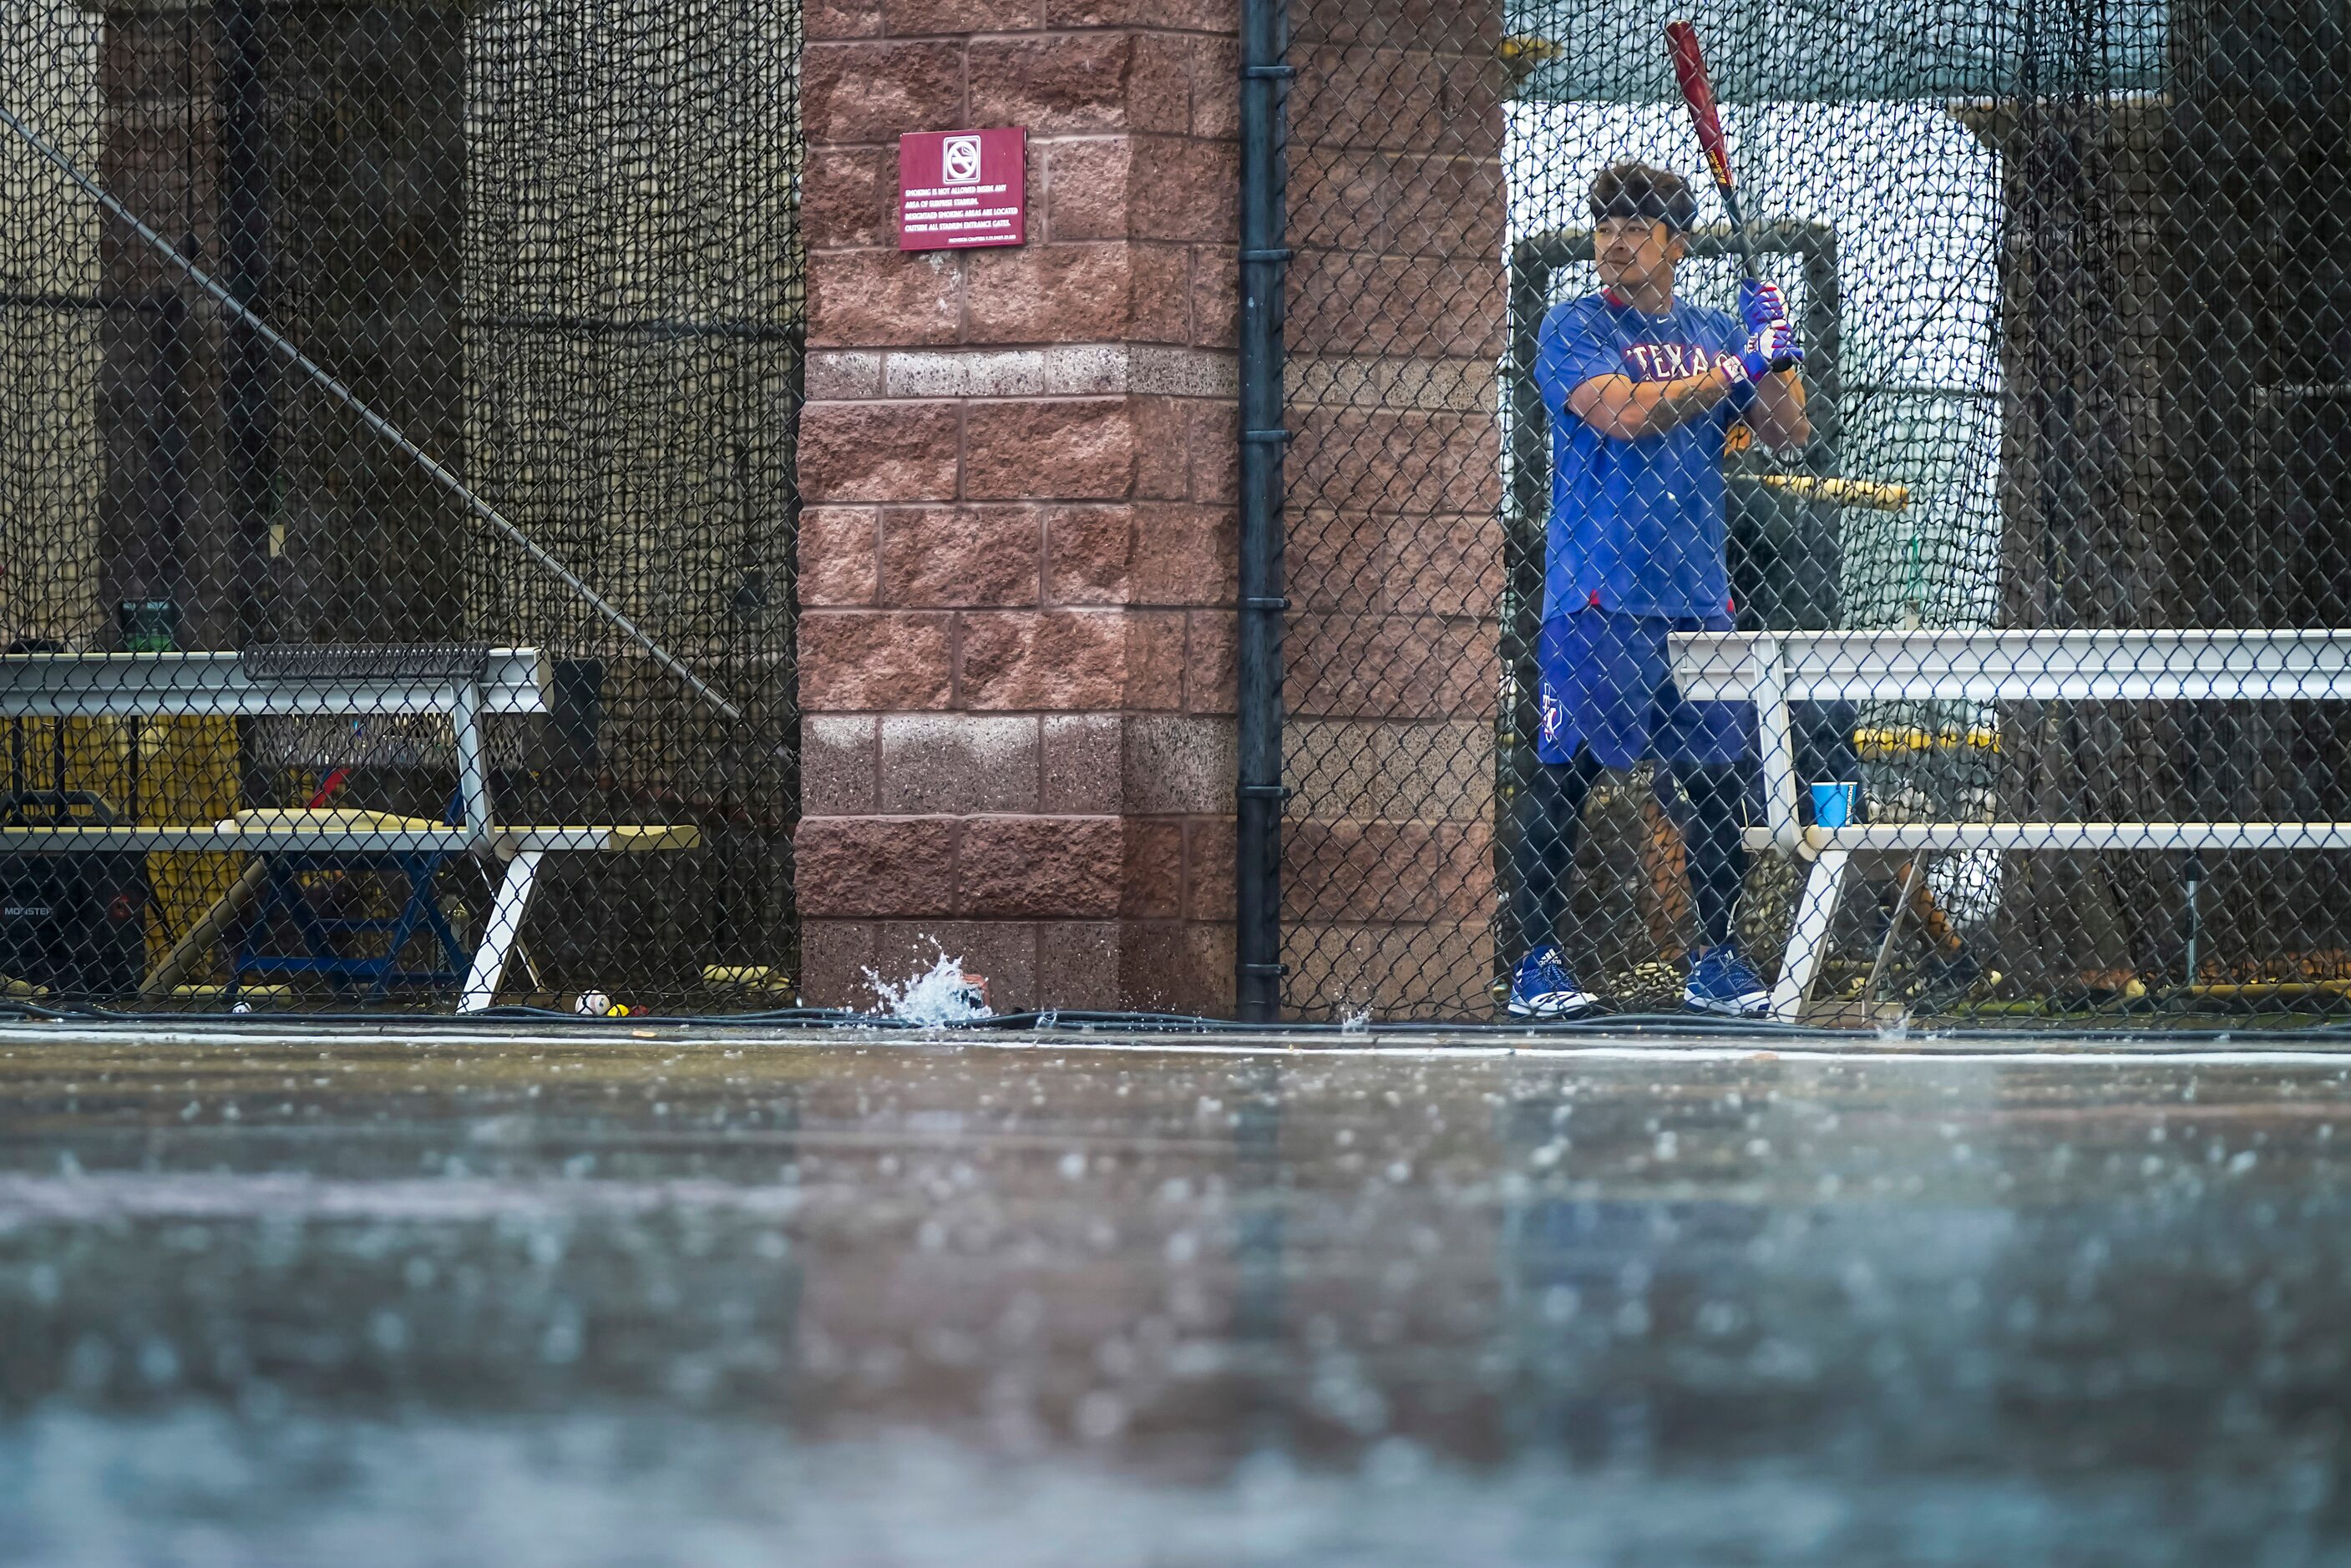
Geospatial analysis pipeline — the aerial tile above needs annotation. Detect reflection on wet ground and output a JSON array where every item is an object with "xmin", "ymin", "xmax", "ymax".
[{"xmin": 4, "ymin": 1024, "xmax": 2351, "ymax": 1565}]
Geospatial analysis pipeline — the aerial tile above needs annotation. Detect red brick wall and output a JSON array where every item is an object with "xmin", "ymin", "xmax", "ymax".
[
  {"xmin": 1279, "ymin": 1, "xmax": 1508, "ymax": 1018},
  {"xmin": 796, "ymin": 0, "xmax": 1243, "ymax": 1010}
]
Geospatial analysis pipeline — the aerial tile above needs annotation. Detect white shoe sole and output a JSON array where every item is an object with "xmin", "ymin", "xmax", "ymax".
[
  {"xmin": 1683, "ymin": 992, "xmax": 1771, "ymax": 1019},
  {"xmin": 1508, "ymin": 991, "xmax": 1600, "ymax": 1019}
]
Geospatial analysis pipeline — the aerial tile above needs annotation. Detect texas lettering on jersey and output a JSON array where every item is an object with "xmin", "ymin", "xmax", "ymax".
[
  {"xmin": 1620, "ymin": 340, "xmax": 1734, "ymax": 382},
  {"xmin": 1620, "ymin": 339, "xmax": 1751, "ymax": 455}
]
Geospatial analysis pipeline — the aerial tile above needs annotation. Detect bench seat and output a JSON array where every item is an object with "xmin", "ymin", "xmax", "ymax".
[
  {"xmin": 0, "ymin": 808, "xmax": 699, "ymax": 857},
  {"xmin": 0, "ymin": 648, "xmax": 705, "ymax": 1014},
  {"xmin": 1744, "ymin": 822, "xmax": 2351, "ymax": 855},
  {"xmin": 87, "ymin": 809, "xmax": 702, "ymax": 1011}
]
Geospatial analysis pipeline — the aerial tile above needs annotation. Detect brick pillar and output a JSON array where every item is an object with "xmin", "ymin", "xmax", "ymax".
[
  {"xmin": 795, "ymin": 1, "xmax": 1241, "ymax": 1011},
  {"xmin": 1279, "ymin": 1, "xmax": 1508, "ymax": 1017}
]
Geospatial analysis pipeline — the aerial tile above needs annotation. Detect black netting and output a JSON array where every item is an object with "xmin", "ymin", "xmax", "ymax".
[
  {"xmin": 0, "ymin": 0, "xmax": 800, "ymax": 1013},
  {"xmin": 1274, "ymin": 0, "xmax": 2351, "ymax": 1024}
]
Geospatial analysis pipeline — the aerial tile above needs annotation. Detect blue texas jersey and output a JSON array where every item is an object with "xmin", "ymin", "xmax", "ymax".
[{"xmin": 1532, "ymin": 293, "xmax": 1746, "ymax": 621}]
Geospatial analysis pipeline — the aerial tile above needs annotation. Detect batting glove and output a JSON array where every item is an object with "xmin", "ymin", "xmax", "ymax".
[
  {"xmin": 1717, "ymin": 350, "xmax": 1759, "ymax": 409},
  {"xmin": 1737, "ymin": 278, "xmax": 1791, "ymax": 334},
  {"xmin": 1738, "ymin": 319, "xmax": 1802, "ymax": 379}
]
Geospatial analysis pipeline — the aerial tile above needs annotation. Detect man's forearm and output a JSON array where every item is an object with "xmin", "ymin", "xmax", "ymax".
[
  {"xmin": 1570, "ymin": 367, "xmax": 1737, "ymax": 440},
  {"xmin": 1749, "ymin": 368, "xmax": 1810, "ymax": 452}
]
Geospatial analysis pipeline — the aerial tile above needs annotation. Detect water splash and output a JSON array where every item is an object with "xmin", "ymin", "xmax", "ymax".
[{"xmin": 864, "ymin": 947, "xmax": 992, "ymax": 1025}]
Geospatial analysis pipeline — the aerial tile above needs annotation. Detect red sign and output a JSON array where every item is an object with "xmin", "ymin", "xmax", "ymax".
[{"xmin": 898, "ymin": 127, "xmax": 1026, "ymax": 250}]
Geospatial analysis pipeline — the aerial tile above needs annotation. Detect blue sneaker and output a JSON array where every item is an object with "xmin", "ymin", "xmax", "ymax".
[
  {"xmin": 1684, "ymin": 944, "xmax": 1771, "ymax": 1018},
  {"xmin": 1508, "ymin": 945, "xmax": 1599, "ymax": 1018}
]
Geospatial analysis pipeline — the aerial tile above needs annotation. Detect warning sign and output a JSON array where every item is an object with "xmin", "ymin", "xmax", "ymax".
[{"xmin": 898, "ymin": 127, "xmax": 1026, "ymax": 251}]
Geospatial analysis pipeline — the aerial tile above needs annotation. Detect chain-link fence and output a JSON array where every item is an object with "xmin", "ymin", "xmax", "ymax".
[
  {"xmin": 1269, "ymin": 0, "xmax": 2351, "ymax": 1024},
  {"xmin": 0, "ymin": 0, "xmax": 800, "ymax": 1014}
]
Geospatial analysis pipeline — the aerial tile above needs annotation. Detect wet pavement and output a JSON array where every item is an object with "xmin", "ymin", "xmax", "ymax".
[{"xmin": 4, "ymin": 1022, "xmax": 2351, "ymax": 1565}]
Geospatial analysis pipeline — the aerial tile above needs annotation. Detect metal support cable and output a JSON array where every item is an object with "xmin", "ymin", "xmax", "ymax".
[{"xmin": 0, "ymin": 100, "xmax": 766, "ymax": 748}]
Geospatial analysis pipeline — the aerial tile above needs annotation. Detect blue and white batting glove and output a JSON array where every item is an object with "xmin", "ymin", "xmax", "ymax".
[
  {"xmin": 1738, "ymin": 319, "xmax": 1802, "ymax": 379},
  {"xmin": 1718, "ymin": 351, "xmax": 1759, "ymax": 409},
  {"xmin": 1738, "ymin": 278, "xmax": 1790, "ymax": 334}
]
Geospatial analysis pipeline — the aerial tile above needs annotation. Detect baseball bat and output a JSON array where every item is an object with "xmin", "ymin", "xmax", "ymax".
[
  {"xmin": 1753, "ymin": 473, "xmax": 1910, "ymax": 511},
  {"xmin": 1665, "ymin": 19, "xmax": 1758, "ymax": 282}
]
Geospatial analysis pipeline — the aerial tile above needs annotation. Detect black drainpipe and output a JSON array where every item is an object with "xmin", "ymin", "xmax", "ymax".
[{"xmin": 1235, "ymin": 0, "xmax": 1290, "ymax": 1021}]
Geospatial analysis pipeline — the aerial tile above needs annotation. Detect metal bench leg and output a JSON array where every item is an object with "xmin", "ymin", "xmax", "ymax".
[
  {"xmin": 368, "ymin": 854, "xmax": 438, "ymax": 999},
  {"xmin": 1771, "ymin": 850, "xmax": 1849, "ymax": 1023},
  {"xmin": 459, "ymin": 851, "xmax": 541, "ymax": 1014},
  {"xmin": 411, "ymin": 853, "xmax": 469, "ymax": 979}
]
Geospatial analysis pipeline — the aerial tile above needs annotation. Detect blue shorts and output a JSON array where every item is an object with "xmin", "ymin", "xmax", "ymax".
[{"xmin": 1535, "ymin": 608, "xmax": 1754, "ymax": 769}]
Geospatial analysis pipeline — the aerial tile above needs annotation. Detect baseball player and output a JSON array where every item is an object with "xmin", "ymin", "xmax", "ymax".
[{"xmin": 1509, "ymin": 161, "xmax": 1808, "ymax": 1017}]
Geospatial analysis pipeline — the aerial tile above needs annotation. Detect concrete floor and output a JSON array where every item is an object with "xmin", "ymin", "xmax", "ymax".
[{"xmin": 3, "ymin": 1020, "xmax": 2350, "ymax": 1565}]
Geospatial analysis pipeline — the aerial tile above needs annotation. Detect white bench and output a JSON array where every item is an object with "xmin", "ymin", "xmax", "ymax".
[
  {"xmin": 0, "ymin": 647, "xmax": 546, "ymax": 837},
  {"xmin": 0, "ymin": 648, "xmax": 697, "ymax": 1010},
  {"xmin": 1669, "ymin": 629, "xmax": 2351, "ymax": 1020}
]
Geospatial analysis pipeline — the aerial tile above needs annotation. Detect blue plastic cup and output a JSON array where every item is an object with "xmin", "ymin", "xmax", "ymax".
[{"xmin": 1811, "ymin": 781, "xmax": 1858, "ymax": 828}]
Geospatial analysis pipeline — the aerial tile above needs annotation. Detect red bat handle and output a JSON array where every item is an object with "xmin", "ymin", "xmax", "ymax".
[{"xmin": 1666, "ymin": 20, "xmax": 1731, "ymax": 192}]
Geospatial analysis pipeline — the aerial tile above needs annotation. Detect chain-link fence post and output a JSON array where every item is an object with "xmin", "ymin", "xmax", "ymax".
[{"xmin": 1236, "ymin": 0, "xmax": 1291, "ymax": 1022}]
